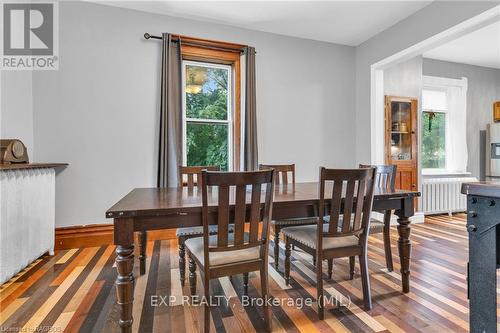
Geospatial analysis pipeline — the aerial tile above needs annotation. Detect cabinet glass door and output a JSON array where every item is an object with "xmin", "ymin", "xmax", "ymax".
[{"xmin": 390, "ymin": 101, "xmax": 412, "ymax": 161}]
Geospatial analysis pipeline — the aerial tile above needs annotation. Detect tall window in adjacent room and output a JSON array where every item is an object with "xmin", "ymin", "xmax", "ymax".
[
  {"xmin": 422, "ymin": 89, "xmax": 447, "ymax": 169},
  {"xmin": 422, "ymin": 76, "xmax": 468, "ymax": 173}
]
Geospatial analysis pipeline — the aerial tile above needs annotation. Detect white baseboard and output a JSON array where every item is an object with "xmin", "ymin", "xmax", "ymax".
[{"xmin": 410, "ymin": 212, "xmax": 425, "ymax": 224}]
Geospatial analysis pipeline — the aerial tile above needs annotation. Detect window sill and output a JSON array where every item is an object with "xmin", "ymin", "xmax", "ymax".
[{"xmin": 422, "ymin": 169, "xmax": 472, "ymax": 177}]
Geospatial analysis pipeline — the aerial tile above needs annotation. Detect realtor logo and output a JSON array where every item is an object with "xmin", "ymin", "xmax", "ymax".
[{"xmin": 1, "ymin": 2, "xmax": 59, "ymax": 70}]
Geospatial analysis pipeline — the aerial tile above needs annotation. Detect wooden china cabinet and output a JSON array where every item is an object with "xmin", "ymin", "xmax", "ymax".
[{"xmin": 385, "ymin": 96, "xmax": 418, "ymax": 192}]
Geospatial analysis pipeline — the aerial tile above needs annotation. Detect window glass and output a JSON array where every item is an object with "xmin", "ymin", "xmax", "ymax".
[
  {"xmin": 422, "ymin": 111, "xmax": 446, "ymax": 169},
  {"xmin": 186, "ymin": 123, "xmax": 228, "ymax": 170},
  {"xmin": 186, "ymin": 65, "xmax": 228, "ymax": 120},
  {"xmin": 183, "ymin": 62, "xmax": 232, "ymax": 171}
]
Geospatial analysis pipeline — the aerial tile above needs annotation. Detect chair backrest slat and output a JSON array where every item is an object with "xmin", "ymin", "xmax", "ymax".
[
  {"xmin": 259, "ymin": 164, "xmax": 295, "ymax": 185},
  {"xmin": 201, "ymin": 170, "xmax": 275, "ymax": 265},
  {"xmin": 359, "ymin": 164, "xmax": 396, "ymax": 191},
  {"xmin": 282, "ymin": 170, "xmax": 288, "ymax": 184},
  {"xmin": 249, "ymin": 183, "xmax": 262, "ymax": 243},
  {"xmin": 217, "ymin": 185, "xmax": 230, "ymax": 247},
  {"xmin": 234, "ymin": 185, "xmax": 247, "ymax": 245},
  {"xmin": 328, "ymin": 182, "xmax": 343, "ymax": 232},
  {"xmin": 353, "ymin": 179, "xmax": 367, "ymax": 231},
  {"xmin": 187, "ymin": 173, "xmax": 195, "ymax": 188},
  {"xmin": 179, "ymin": 165, "xmax": 220, "ymax": 189},
  {"xmin": 342, "ymin": 180, "xmax": 356, "ymax": 232},
  {"xmin": 319, "ymin": 168, "xmax": 376, "ymax": 238}
]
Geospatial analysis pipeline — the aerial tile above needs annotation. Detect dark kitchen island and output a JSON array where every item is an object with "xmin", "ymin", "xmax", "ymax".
[{"xmin": 462, "ymin": 181, "xmax": 500, "ymax": 333}]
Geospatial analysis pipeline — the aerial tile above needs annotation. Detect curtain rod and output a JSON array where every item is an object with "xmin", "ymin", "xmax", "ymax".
[
  {"xmin": 144, "ymin": 33, "xmax": 162, "ymax": 40},
  {"xmin": 143, "ymin": 33, "xmax": 251, "ymax": 54}
]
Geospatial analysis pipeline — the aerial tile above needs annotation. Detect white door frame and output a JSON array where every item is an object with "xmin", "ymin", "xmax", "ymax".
[
  {"xmin": 369, "ymin": 5, "xmax": 500, "ymax": 219},
  {"xmin": 370, "ymin": 5, "xmax": 500, "ymax": 165}
]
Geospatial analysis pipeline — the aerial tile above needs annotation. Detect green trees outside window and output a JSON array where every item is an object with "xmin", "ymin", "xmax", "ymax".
[
  {"xmin": 185, "ymin": 63, "xmax": 231, "ymax": 170},
  {"xmin": 422, "ymin": 111, "xmax": 446, "ymax": 169}
]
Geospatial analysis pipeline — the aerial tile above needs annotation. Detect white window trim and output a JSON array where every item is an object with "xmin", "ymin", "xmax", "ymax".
[
  {"xmin": 423, "ymin": 75, "xmax": 467, "ymax": 89},
  {"xmin": 181, "ymin": 60, "xmax": 234, "ymax": 171},
  {"xmin": 422, "ymin": 75, "xmax": 468, "ymax": 174}
]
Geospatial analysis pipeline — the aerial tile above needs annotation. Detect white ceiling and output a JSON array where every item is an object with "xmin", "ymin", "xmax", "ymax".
[
  {"xmin": 424, "ymin": 20, "xmax": 500, "ymax": 69},
  {"xmin": 96, "ymin": 1, "xmax": 432, "ymax": 46}
]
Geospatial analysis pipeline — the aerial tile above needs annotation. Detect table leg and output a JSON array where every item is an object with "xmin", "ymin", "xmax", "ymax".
[
  {"xmin": 395, "ymin": 197, "xmax": 413, "ymax": 293},
  {"xmin": 138, "ymin": 230, "xmax": 147, "ymax": 275},
  {"xmin": 274, "ymin": 226, "xmax": 281, "ymax": 270},
  {"xmin": 114, "ymin": 218, "xmax": 135, "ymax": 333}
]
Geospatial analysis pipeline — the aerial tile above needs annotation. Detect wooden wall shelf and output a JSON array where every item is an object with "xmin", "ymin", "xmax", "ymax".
[{"xmin": 0, "ymin": 163, "xmax": 68, "ymax": 171}]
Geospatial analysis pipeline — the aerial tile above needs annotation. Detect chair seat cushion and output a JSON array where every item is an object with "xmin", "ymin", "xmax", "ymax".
[
  {"xmin": 323, "ymin": 216, "xmax": 385, "ymax": 234},
  {"xmin": 185, "ymin": 233, "xmax": 261, "ymax": 267},
  {"xmin": 272, "ymin": 217, "xmax": 318, "ymax": 226},
  {"xmin": 281, "ymin": 224, "xmax": 359, "ymax": 250},
  {"xmin": 176, "ymin": 224, "xmax": 234, "ymax": 237}
]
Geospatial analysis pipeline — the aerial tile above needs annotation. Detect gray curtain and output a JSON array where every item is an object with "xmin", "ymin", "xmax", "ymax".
[
  {"xmin": 244, "ymin": 46, "xmax": 258, "ymax": 171},
  {"xmin": 157, "ymin": 33, "xmax": 182, "ymax": 187}
]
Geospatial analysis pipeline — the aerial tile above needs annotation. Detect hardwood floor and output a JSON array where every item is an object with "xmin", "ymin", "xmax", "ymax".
[{"xmin": 0, "ymin": 214, "xmax": 493, "ymax": 332}]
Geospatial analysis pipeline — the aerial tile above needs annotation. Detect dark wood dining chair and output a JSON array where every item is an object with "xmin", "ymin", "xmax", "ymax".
[
  {"xmin": 176, "ymin": 165, "xmax": 233, "ymax": 286},
  {"xmin": 178, "ymin": 166, "xmax": 221, "ymax": 189},
  {"xmin": 355, "ymin": 164, "xmax": 397, "ymax": 273},
  {"xmin": 282, "ymin": 167, "xmax": 377, "ymax": 317},
  {"xmin": 186, "ymin": 169, "xmax": 275, "ymax": 332},
  {"xmin": 259, "ymin": 164, "xmax": 317, "ymax": 269},
  {"xmin": 137, "ymin": 165, "xmax": 228, "ymax": 282}
]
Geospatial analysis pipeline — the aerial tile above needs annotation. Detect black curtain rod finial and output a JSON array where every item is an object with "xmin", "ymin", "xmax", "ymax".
[{"xmin": 144, "ymin": 33, "xmax": 162, "ymax": 40}]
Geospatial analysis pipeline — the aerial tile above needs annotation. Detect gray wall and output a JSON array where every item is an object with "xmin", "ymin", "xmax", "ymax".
[
  {"xmin": 423, "ymin": 58, "xmax": 500, "ymax": 178},
  {"xmin": 30, "ymin": 1, "xmax": 356, "ymax": 227},
  {"xmin": 385, "ymin": 57, "xmax": 423, "ymax": 98},
  {"xmin": 0, "ymin": 71, "xmax": 34, "ymax": 158}
]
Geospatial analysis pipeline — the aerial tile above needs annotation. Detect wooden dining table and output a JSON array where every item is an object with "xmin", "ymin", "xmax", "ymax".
[{"xmin": 106, "ymin": 182, "xmax": 420, "ymax": 333}]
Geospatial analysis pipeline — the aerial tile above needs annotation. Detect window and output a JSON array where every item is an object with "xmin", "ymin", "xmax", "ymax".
[
  {"xmin": 180, "ymin": 39, "xmax": 242, "ymax": 171},
  {"xmin": 422, "ymin": 89, "xmax": 447, "ymax": 169},
  {"xmin": 421, "ymin": 76, "xmax": 468, "ymax": 173},
  {"xmin": 422, "ymin": 111, "xmax": 446, "ymax": 168},
  {"xmin": 183, "ymin": 61, "xmax": 232, "ymax": 170}
]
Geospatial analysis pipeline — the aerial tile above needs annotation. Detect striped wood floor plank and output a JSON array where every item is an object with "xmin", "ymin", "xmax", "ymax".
[{"xmin": 2, "ymin": 214, "xmax": 498, "ymax": 332}]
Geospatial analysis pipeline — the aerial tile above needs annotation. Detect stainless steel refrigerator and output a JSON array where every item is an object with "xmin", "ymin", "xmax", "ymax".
[{"xmin": 486, "ymin": 123, "xmax": 500, "ymax": 177}]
